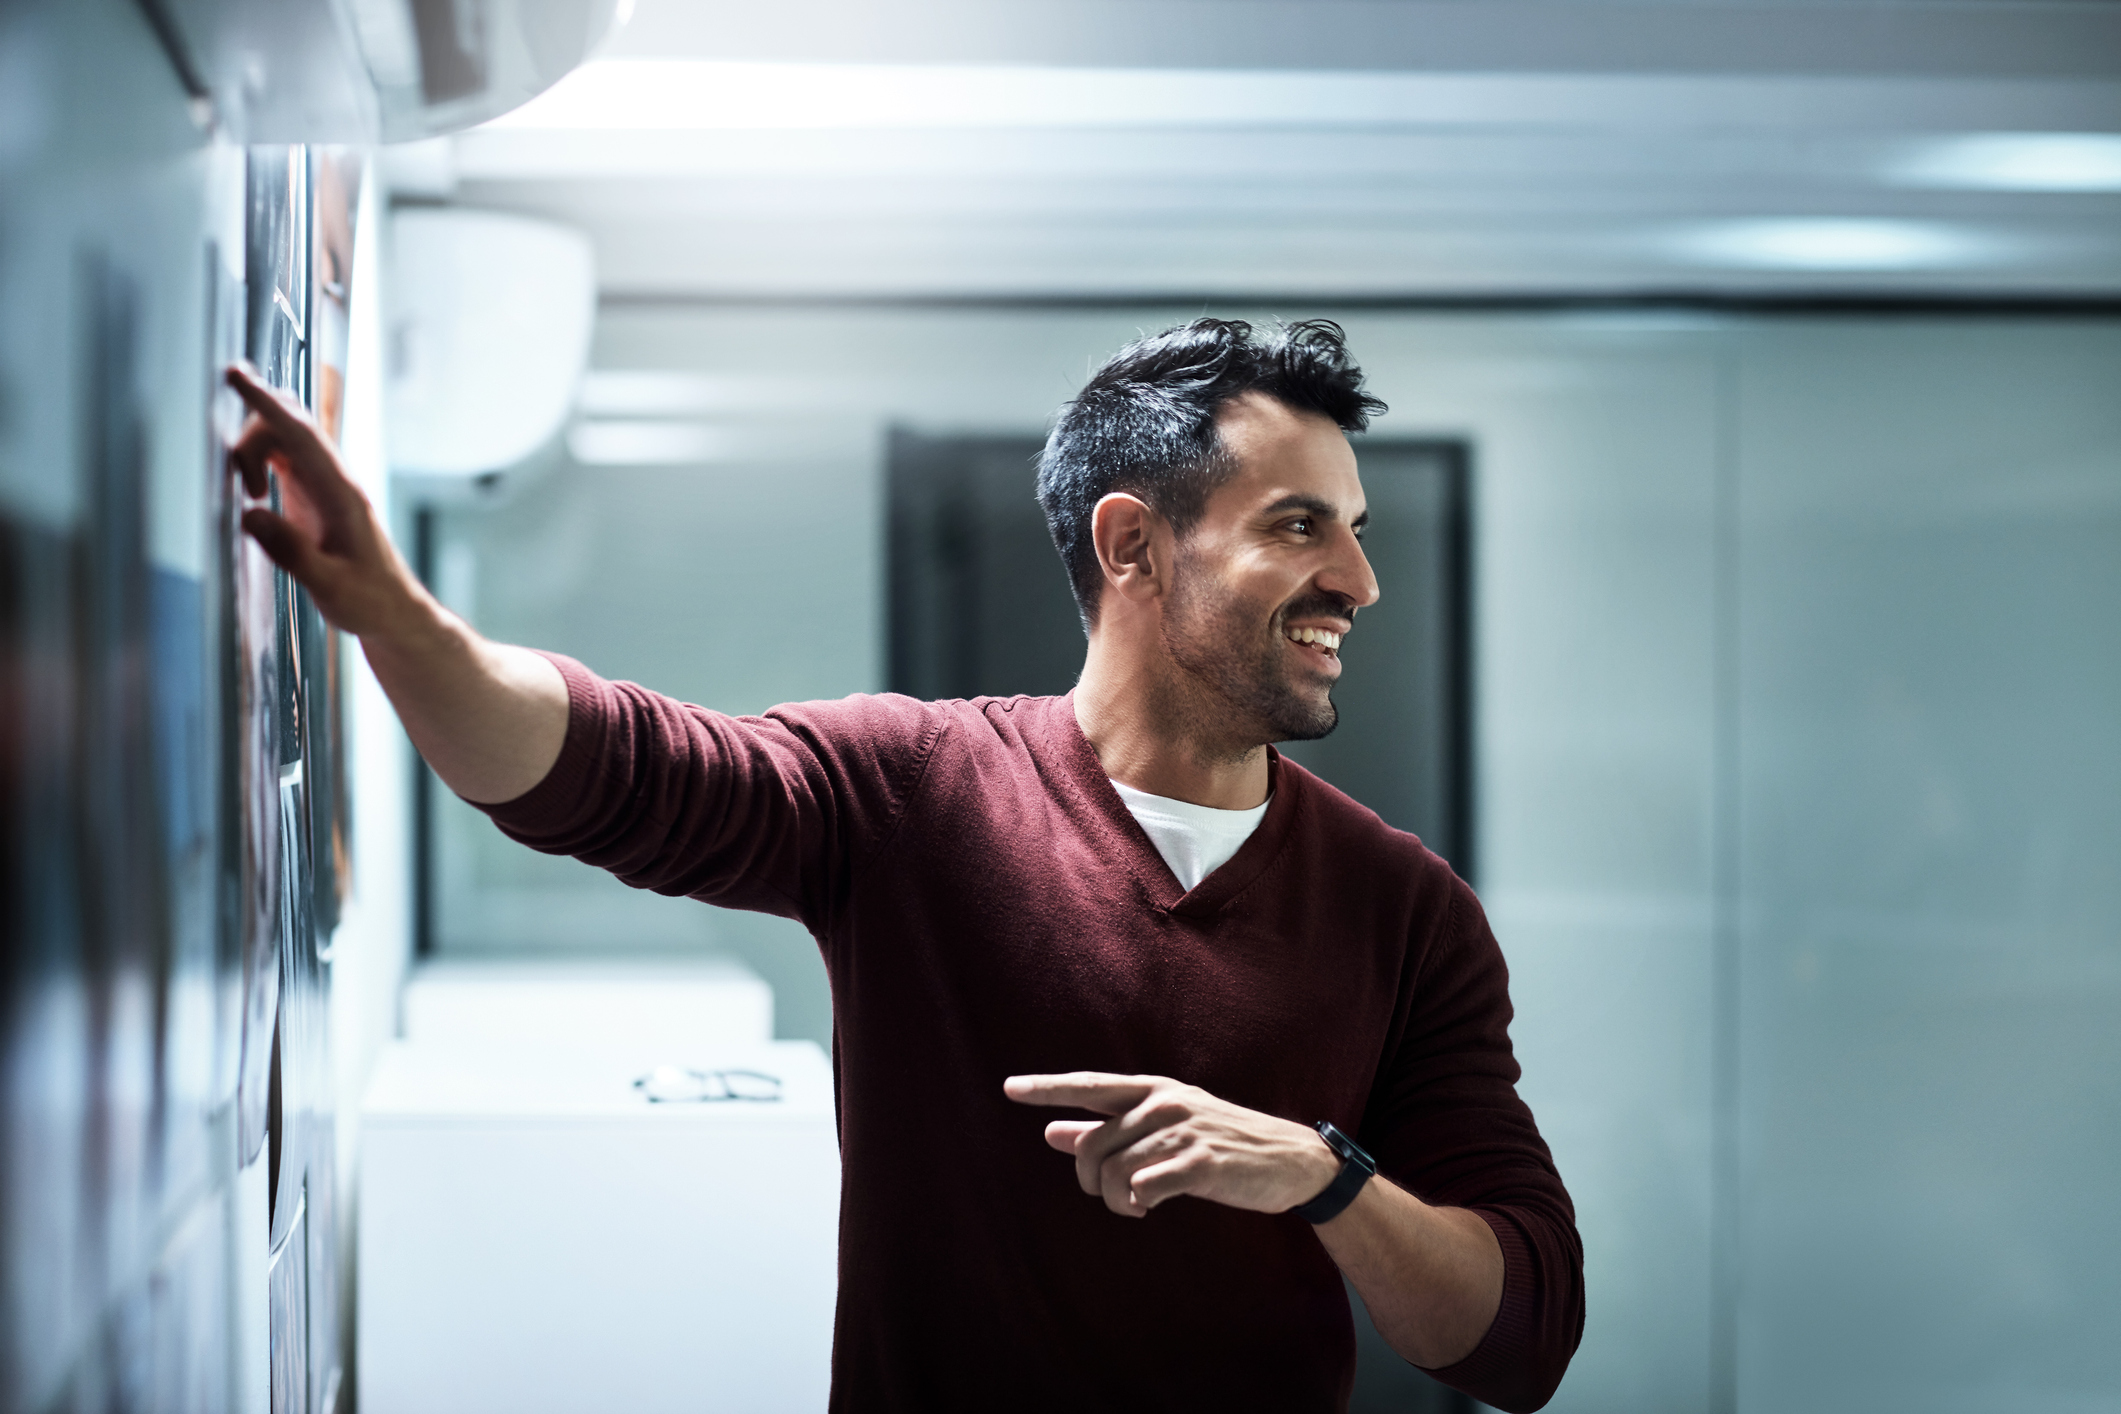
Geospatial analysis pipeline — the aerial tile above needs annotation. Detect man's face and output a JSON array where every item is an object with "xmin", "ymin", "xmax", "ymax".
[{"xmin": 1157, "ymin": 393, "xmax": 1380, "ymax": 745}]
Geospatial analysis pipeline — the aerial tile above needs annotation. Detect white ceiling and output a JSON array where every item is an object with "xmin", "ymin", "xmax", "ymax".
[{"xmin": 411, "ymin": 0, "xmax": 2121, "ymax": 300}]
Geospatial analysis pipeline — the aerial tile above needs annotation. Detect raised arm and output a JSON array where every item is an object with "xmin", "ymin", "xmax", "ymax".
[{"xmin": 226, "ymin": 362, "xmax": 566, "ymax": 804}]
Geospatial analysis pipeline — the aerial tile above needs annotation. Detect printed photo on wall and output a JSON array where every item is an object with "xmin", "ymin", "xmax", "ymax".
[{"xmin": 230, "ymin": 440, "xmax": 282, "ymax": 1168}]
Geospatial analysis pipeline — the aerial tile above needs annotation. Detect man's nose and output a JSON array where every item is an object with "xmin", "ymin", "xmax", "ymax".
[{"xmin": 1320, "ymin": 529, "xmax": 1381, "ymax": 611}]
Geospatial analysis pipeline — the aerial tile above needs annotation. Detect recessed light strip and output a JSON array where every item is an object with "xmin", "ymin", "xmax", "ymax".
[
  {"xmin": 1892, "ymin": 133, "xmax": 2121, "ymax": 193},
  {"xmin": 1659, "ymin": 219, "xmax": 2018, "ymax": 272},
  {"xmin": 567, "ymin": 419, "xmax": 734, "ymax": 466}
]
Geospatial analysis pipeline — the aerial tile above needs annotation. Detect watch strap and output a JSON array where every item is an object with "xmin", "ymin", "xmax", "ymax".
[{"xmin": 1290, "ymin": 1121, "xmax": 1376, "ymax": 1225}]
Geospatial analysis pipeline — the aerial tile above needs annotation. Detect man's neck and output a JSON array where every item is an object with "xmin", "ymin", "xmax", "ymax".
[{"xmin": 1073, "ymin": 640, "xmax": 1271, "ymax": 811}]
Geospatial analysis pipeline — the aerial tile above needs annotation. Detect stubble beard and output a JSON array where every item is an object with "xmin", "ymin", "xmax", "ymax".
[{"xmin": 1157, "ymin": 553, "xmax": 1341, "ymax": 750}]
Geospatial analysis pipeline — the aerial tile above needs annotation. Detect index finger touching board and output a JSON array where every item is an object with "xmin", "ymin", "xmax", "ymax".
[
  {"xmin": 224, "ymin": 363, "xmax": 332, "ymax": 460},
  {"xmin": 224, "ymin": 362, "xmax": 304, "ymax": 427}
]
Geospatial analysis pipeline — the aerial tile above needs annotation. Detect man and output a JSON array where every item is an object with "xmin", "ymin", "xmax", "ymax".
[{"xmin": 227, "ymin": 318, "xmax": 1582, "ymax": 1412}]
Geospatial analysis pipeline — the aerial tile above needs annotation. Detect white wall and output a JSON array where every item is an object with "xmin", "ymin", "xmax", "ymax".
[{"xmin": 330, "ymin": 163, "xmax": 417, "ymax": 1403}]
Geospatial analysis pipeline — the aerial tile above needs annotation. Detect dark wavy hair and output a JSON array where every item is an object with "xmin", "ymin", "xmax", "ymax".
[{"xmin": 1035, "ymin": 318, "xmax": 1386, "ymax": 629}]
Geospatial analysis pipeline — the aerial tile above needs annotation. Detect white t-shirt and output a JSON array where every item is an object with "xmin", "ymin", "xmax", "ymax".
[{"xmin": 1109, "ymin": 780, "xmax": 1270, "ymax": 892}]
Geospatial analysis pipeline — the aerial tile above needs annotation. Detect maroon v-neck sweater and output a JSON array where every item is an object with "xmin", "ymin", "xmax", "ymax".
[{"xmin": 481, "ymin": 657, "xmax": 1584, "ymax": 1413}]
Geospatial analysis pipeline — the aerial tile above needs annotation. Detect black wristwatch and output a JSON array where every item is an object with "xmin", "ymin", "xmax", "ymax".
[{"xmin": 1289, "ymin": 1121, "xmax": 1376, "ymax": 1225}]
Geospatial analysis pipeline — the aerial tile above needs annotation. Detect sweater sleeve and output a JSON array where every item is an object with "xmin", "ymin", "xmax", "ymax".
[
  {"xmin": 1358, "ymin": 874, "xmax": 1586, "ymax": 1413},
  {"xmin": 472, "ymin": 653, "xmax": 943, "ymax": 934}
]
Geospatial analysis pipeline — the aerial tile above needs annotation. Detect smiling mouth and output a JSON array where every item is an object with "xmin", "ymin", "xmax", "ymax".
[{"xmin": 1284, "ymin": 625, "xmax": 1343, "ymax": 658}]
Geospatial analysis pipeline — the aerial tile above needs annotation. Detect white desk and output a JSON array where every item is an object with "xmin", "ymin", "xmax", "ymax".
[{"xmin": 359, "ymin": 1039, "xmax": 837, "ymax": 1414}]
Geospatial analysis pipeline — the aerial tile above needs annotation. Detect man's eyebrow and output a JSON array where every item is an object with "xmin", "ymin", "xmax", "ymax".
[
  {"xmin": 1260, "ymin": 494, "xmax": 1367, "ymax": 530},
  {"xmin": 1259, "ymin": 494, "xmax": 1340, "ymax": 520}
]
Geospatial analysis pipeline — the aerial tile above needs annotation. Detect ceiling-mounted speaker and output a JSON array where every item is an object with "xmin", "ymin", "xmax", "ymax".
[
  {"xmin": 149, "ymin": 0, "xmax": 625, "ymax": 142},
  {"xmin": 386, "ymin": 209, "xmax": 595, "ymax": 477}
]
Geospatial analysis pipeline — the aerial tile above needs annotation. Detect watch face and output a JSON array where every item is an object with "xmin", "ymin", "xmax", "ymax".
[{"xmin": 1319, "ymin": 1122, "xmax": 1377, "ymax": 1174}]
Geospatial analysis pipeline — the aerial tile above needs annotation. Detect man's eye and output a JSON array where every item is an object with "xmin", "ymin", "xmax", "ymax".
[{"xmin": 1288, "ymin": 517, "xmax": 1312, "ymax": 535}]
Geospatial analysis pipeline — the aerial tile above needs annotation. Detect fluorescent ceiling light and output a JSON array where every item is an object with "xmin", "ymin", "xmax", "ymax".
[
  {"xmin": 480, "ymin": 60, "xmax": 1939, "ymax": 134},
  {"xmin": 567, "ymin": 419, "xmax": 735, "ymax": 465},
  {"xmin": 577, "ymin": 371, "xmax": 804, "ymax": 417},
  {"xmin": 489, "ymin": 59, "xmax": 1314, "ymax": 131},
  {"xmin": 1664, "ymin": 218, "xmax": 2005, "ymax": 271},
  {"xmin": 1892, "ymin": 134, "xmax": 2121, "ymax": 192},
  {"xmin": 578, "ymin": 372, "xmax": 729, "ymax": 416}
]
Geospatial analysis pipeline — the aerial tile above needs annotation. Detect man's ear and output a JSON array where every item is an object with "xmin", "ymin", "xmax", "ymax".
[{"xmin": 1090, "ymin": 493, "xmax": 1169, "ymax": 606}]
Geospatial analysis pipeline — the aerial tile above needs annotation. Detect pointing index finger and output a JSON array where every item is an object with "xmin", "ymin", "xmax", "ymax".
[
  {"xmin": 224, "ymin": 361, "xmax": 303, "ymax": 426},
  {"xmin": 222, "ymin": 361, "xmax": 358, "ymax": 512},
  {"xmin": 1004, "ymin": 1073, "xmax": 1156, "ymax": 1114},
  {"xmin": 224, "ymin": 362, "xmax": 333, "ymax": 463}
]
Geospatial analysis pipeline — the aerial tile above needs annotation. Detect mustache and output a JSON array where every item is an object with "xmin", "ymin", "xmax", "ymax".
[{"xmin": 1277, "ymin": 592, "xmax": 1360, "ymax": 630}]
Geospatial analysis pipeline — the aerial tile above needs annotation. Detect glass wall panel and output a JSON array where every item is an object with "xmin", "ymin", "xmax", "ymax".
[
  {"xmin": 1734, "ymin": 323, "xmax": 2121, "ymax": 1412},
  {"xmin": 1399, "ymin": 328, "xmax": 1722, "ymax": 1414}
]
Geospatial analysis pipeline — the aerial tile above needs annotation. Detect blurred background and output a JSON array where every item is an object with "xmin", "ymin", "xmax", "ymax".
[{"xmin": 2, "ymin": 1, "xmax": 2117, "ymax": 1411}]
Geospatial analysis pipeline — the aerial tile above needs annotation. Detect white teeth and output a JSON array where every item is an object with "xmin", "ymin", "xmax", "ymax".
[{"xmin": 1286, "ymin": 627, "xmax": 1343, "ymax": 651}]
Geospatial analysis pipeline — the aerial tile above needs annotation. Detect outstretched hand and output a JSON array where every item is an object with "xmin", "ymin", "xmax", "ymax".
[
  {"xmin": 1004, "ymin": 1072, "xmax": 1339, "ymax": 1219},
  {"xmin": 223, "ymin": 362, "xmax": 568, "ymax": 804},
  {"xmin": 225, "ymin": 362, "xmax": 421, "ymax": 637}
]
